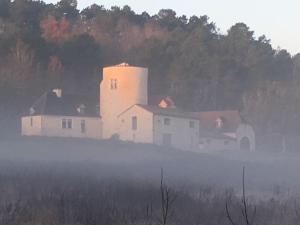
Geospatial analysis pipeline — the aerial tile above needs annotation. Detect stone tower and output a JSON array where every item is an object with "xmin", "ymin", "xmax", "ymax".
[{"xmin": 100, "ymin": 63, "xmax": 148, "ymax": 139}]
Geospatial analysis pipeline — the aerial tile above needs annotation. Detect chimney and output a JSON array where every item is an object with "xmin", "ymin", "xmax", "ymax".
[{"xmin": 53, "ymin": 89, "xmax": 62, "ymax": 98}]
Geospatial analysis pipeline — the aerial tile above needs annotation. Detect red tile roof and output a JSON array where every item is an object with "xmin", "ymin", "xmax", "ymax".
[{"xmin": 192, "ymin": 110, "xmax": 241, "ymax": 133}]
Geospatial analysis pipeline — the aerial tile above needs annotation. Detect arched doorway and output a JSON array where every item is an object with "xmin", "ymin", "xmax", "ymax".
[{"xmin": 240, "ymin": 137, "xmax": 251, "ymax": 151}]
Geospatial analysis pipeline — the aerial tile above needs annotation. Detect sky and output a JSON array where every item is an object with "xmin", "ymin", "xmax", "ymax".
[{"xmin": 45, "ymin": 0, "xmax": 300, "ymax": 55}]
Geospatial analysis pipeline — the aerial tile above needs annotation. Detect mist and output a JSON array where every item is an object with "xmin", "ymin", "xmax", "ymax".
[{"xmin": 2, "ymin": 0, "xmax": 300, "ymax": 224}]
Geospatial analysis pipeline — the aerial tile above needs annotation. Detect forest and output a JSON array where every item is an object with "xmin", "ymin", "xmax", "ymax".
[{"xmin": 0, "ymin": 0, "xmax": 300, "ymax": 150}]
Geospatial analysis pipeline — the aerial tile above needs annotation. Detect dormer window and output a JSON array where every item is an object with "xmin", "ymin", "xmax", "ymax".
[
  {"xmin": 77, "ymin": 104, "xmax": 86, "ymax": 115},
  {"xmin": 29, "ymin": 107, "xmax": 35, "ymax": 115},
  {"xmin": 216, "ymin": 117, "xmax": 223, "ymax": 129},
  {"xmin": 110, "ymin": 79, "xmax": 118, "ymax": 90}
]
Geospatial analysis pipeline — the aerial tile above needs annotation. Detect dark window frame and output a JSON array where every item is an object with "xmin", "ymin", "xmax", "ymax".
[
  {"xmin": 67, "ymin": 119, "xmax": 72, "ymax": 129},
  {"xmin": 110, "ymin": 79, "xmax": 118, "ymax": 90},
  {"xmin": 62, "ymin": 119, "xmax": 66, "ymax": 129},
  {"xmin": 81, "ymin": 120, "xmax": 86, "ymax": 133},
  {"xmin": 132, "ymin": 116, "xmax": 137, "ymax": 130}
]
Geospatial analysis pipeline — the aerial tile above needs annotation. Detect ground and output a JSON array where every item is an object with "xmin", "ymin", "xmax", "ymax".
[{"xmin": 0, "ymin": 137, "xmax": 299, "ymax": 196}]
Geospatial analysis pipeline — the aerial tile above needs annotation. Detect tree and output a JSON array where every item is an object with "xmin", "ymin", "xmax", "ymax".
[
  {"xmin": 160, "ymin": 169, "xmax": 176, "ymax": 225},
  {"xmin": 40, "ymin": 15, "xmax": 71, "ymax": 44},
  {"xmin": 0, "ymin": 0, "xmax": 10, "ymax": 18},
  {"xmin": 156, "ymin": 9, "xmax": 178, "ymax": 30},
  {"xmin": 59, "ymin": 33, "xmax": 100, "ymax": 75},
  {"xmin": 56, "ymin": 0, "xmax": 79, "ymax": 20},
  {"xmin": 226, "ymin": 167, "xmax": 257, "ymax": 225},
  {"xmin": 81, "ymin": 4, "xmax": 104, "ymax": 20},
  {"xmin": 272, "ymin": 49, "xmax": 293, "ymax": 80},
  {"xmin": 10, "ymin": 0, "xmax": 46, "ymax": 31}
]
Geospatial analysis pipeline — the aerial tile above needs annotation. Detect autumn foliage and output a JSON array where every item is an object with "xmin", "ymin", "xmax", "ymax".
[{"xmin": 40, "ymin": 15, "xmax": 71, "ymax": 44}]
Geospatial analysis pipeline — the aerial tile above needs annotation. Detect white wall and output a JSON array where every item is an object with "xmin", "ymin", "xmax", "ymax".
[
  {"xmin": 21, "ymin": 116, "xmax": 42, "ymax": 136},
  {"xmin": 153, "ymin": 115, "xmax": 200, "ymax": 151},
  {"xmin": 118, "ymin": 105, "xmax": 153, "ymax": 143},
  {"xmin": 100, "ymin": 65, "xmax": 148, "ymax": 139},
  {"xmin": 236, "ymin": 123, "xmax": 256, "ymax": 151},
  {"xmin": 22, "ymin": 116, "xmax": 102, "ymax": 139},
  {"xmin": 198, "ymin": 137, "xmax": 238, "ymax": 153}
]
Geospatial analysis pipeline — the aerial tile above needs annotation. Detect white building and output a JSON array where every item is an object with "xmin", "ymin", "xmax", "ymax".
[
  {"xmin": 118, "ymin": 104, "xmax": 200, "ymax": 151},
  {"xmin": 21, "ymin": 63, "xmax": 255, "ymax": 152},
  {"xmin": 21, "ymin": 89, "xmax": 102, "ymax": 139},
  {"xmin": 194, "ymin": 111, "xmax": 255, "ymax": 152}
]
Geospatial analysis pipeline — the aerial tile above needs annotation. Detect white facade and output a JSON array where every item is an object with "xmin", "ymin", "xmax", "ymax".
[
  {"xmin": 153, "ymin": 115, "xmax": 200, "ymax": 151},
  {"xmin": 198, "ymin": 137, "xmax": 238, "ymax": 152},
  {"xmin": 100, "ymin": 64, "xmax": 148, "ymax": 139},
  {"xmin": 118, "ymin": 105, "xmax": 200, "ymax": 151},
  {"xmin": 22, "ymin": 115, "xmax": 102, "ymax": 139},
  {"xmin": 236, "ymin": 123, "xmax": 256, "ymax": 151},
  {"xmin": 118, "ymin": 105, "xmax": 153, "ymax": 144}
]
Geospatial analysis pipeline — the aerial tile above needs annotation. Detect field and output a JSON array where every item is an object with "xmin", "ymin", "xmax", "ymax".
[
  {"xmin": 1, "ymin": 137, "xmax": 300, "ymax": 193},
  {"xmin": 0, "ymin": 137, "xmax": 300, "ymax": 224}
]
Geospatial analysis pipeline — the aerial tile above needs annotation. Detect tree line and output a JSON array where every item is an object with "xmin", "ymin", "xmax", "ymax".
[{"xmin": 0, "ymin": 0, "xmax": 300, "ymax": 150}]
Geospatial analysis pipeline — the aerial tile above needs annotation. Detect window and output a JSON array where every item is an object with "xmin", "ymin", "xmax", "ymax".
[
  {"xmin": 30, "ymin": 117, "xmax": 33, "ymax": 127},
  {"xmin": 81, "ymin": 120, "xmax": 86, "ymax": 133},
  {"xmin": 164, "ymin": 118, "xmax": 171, "ymax": 126},
  {"xmin": 132, "ymin": 116, "xmax": 137, "ymax": 130},
  {"xmin": 189, "ymin": 121, "xmax": 195, "ymax": 128},
  {"xmin": 67, "ymin": 119, "xmax": 72, "ymax": 129},
  {"xmin": 62, "ymin": 119, "xmax": 67, "ymax": 129},
  {"xmin": 62, "ymin": 119, "xmax": 72, "ymax": 129},
  {"xmin": 224, "ymin": 140, "xmax": 229, "ymax": 145},
  {"xmin": 110, "ymin": 79, "xmax": 118, "ymax": 89}
]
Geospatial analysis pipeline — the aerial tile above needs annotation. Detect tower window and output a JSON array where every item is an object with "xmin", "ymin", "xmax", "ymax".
[
  {"xmin": 30, "ymin": 117, "xmax": 33, "ymax": 127},
  {"xmin": 132, "ymin": 116, "xmax": 137, "ymax": 130},
  {"xmin": 110, "ymin": 79, "xmax": 118, "ymax": 90},
  {"xmin": 189, "ymin": 121, "xmax": 195, "ymax": 128}
]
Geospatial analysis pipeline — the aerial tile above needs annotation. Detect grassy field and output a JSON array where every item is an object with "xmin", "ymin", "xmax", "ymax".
[
  {"xmin": 0, "ymin": 137, "xmax": 300, "ymax": 225},
  {"xmin": 0, "ymin": 136, "xmax": 299, "ymax": 195}
]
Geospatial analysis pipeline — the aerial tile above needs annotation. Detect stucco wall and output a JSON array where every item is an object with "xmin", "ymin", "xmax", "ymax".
[
  {"xmin": 198, "ymin": 137, "xmax": 238, "ymax": 152},
  {"xmin": 236, "ymin": 123, "xmax": 256, "ymax": 151},
  {"xmin": 22, "ymin": 116, "xmax": 102, "ymax": 139},
  {"xmin": 21, "ymin": 116, "xmax": 42, "ymax": 136},
  {"xmin": 118, "ymin": 105, "xmax": 153, "ymax": 143},
  {"xmin": 100, "ymin": 65, "xmax": 148, "ymax": 139},
  {"xmin": 153, "ymin": 115, "xmax": 200, "ymax": 151}
]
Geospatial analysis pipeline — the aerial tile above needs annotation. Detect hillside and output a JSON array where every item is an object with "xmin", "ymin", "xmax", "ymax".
[
  {"xmin": 0, "ymin": 0, "xmax": 300, "ymax": 150},
  {"xmin": 1, "ymin": 137, "xmax": 300, "ymax": 195}
]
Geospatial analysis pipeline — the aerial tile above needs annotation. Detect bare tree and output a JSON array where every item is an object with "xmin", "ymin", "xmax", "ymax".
[
  {"xmin": 160, "ymin": 168, "xmax": 176, "ymax": 225},
  {"xmin": 226, "ymin": 167, "xmax": 257, "ymax": 225}
]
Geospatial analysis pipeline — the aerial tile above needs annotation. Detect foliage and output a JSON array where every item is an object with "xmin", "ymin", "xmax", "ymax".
[{"xmin": 0, "ymin": 0, "xmax": 299, "ymax": 149}]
